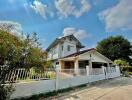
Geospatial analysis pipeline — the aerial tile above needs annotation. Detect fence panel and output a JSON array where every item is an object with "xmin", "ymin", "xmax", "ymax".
[
  {"xmin": 1, "ymin": 67, "xmax": 56, "ymax": 83},
  {"xmin": 89, "ymin": 68, "xmax": 103, "ymax": 75},
  {"xmin": 59, "ymin": 69, "xmax": 87, "ymax": 79}
]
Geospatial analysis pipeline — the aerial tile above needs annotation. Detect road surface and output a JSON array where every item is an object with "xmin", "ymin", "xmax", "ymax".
[{"xmin": 56, "ymin": 77, "xmax": 132, "ymax": 100}]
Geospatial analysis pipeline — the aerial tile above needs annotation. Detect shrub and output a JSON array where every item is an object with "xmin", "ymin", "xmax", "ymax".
[
  {"xmin": 0, "ymin": 85, "xmax": 14, "ymax": 100},
  {"xmin": 128, "ymin": 72, "xmax": 132, "ymax": 75}
]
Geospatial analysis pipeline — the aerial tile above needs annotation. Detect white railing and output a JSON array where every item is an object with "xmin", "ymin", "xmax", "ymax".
[
  {"xmin": 1, "ymin": 66, "xmax": 118, "ymax": 83},
  {"xmin": 60, "ymin": 68, "xmax": 87, "ymax": 76},
  {"xmin": 1, "ymin": 68, "xmax": 56, "ymax": 83},
  {"xmin": 106, "ymin": 67, "xmax": 116, "ymax": 73},
  {"xmin": 89, "ymin": 68, "xmax": 103, "ymax": 75}
]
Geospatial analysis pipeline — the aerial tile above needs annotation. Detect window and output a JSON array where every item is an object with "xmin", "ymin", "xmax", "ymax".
[
  {"xmin": 56, "ymin": 62, "xmax": 59, "ymax": 65},
  {"xmin": 69, "ymin": 37, "xmax": 72, "ymax": 41},
  {"xmin": 67, "ymin": 45, "xmax": 74, "ymax": 51},
  {"xmin": 61, "ymin": 45, "xmax": 63, "ymax": 51},
  {"xmin": 67, "ymin": 45, "xmax": 70, "ymax": 51}
]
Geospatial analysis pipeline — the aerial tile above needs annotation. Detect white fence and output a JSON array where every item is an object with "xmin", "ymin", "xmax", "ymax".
[
  {"xmin": 1, "ymin": 68, "xmax": 56, "ymax": 83},
  {"xmin": 10, "ymin": 66, "xmax": 120, "ymax": 99}
]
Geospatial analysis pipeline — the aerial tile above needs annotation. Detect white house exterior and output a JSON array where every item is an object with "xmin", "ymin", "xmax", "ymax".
[
  {"xmin": 46, "ymin": 35, "xmax": 114, "ymax": 70},
  {"xmin": 46, "ymin": 35, "xmax": 84, "ymax": 65}
]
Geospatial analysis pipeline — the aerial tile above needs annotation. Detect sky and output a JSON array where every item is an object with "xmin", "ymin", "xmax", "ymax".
[{"xmin": 0, "ymin": 0, "xmax": 132, "ymax": 49}]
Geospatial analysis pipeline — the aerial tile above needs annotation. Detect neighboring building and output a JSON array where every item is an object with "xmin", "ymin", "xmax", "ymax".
[{"xmin": 46, "ymin": 35, "xmax": 113, "ymax": 69}]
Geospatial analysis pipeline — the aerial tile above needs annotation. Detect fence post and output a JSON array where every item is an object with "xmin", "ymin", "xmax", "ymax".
[
  {"xmin": 101, "ymin": 66, "xmax": 105, "ymax": 73},
  {"xmin": 55, "ymin": 66, "xmax": 60, "ymax": 91},
  {"xmin": 115, "ymin": 65, "xmax": 120, "ymax": 76},
  {"xmin": 101, "ymin": 66, "xmax": 106, "ymax": 79},
  {"xmin": 86, "ymin": 66, "xmax": 90, "ymax": 85},
  {"xmin": 86, "ymin": 66, "xmax": 89, "ymax": 76}
]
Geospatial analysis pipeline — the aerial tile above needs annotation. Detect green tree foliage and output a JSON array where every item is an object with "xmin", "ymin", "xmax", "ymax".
[
  {"xmin": 114, "ymin": 59, "xmax": 129, "ymax": 67},
  {"xmin": 114, "ymin": 59, "xmax": 132, "ymax": 73},
  {"xmin": 0, "ymin": 30, "xmax": 47, "ymax": 100},
  {"xmin": 0, "ymin": 31, "xmax": 46, "ymax": 69},
  {"xmin": 96, "ymin": 36, "xmax": 132, "ymax": 65}
]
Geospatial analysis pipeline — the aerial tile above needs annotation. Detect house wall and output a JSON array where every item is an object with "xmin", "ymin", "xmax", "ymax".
[
  {"xmin": 79, "ymin": 51, "xmax": 110, "ymax": 63},
  {"xmin": 47, "ymin": 44, "xmax": 60, "ymax": 60},
  {"xmin": 47, "ymin": 38, "xmax": 78, "ymax": 60},
  {"xmin": 62, "ymin": 41, "xmax": 77, "ymax": 57}
]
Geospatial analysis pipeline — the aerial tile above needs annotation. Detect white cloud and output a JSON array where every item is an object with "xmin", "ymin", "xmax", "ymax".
[
  {"xmin": 74, "ymin": 0, "xmax": 91, "ymax": 18},
  {"xmin": 63, "ymin": 27, "xmax": 90, "ymax": 40},
  {"xmin": 98, "ymin": 0, "xmax": 132, "ymax": 31},
  {"xmin": 55, "ymin": 0, "xmax": 91, "ymax": 19},
  {"xmin": 0, "ymin": 21, "xmax": 22, "ymax": 37},
  {"xmin": 30, "ymin": 0, "xmax": 53, "ymax": 19}
]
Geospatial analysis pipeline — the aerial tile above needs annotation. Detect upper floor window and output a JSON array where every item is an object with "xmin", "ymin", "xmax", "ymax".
[
  {"xmin": 61, "ymin": 45, "xmax": 63, "ymax": 51},
  {"xmin": 69, "ymin": 37, "xmax": 72, "ymax": 41},
  {"xmin": 67, "ymin": 45, "xmax": 70, "ymax": 51},
  {"xmin": 67, "ymin": 45, "xmax": 75, "ymax": 51}
]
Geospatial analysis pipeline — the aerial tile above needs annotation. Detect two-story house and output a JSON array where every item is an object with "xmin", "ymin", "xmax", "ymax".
[
  {"xmin": 46, "ymin": 35, "xmax": 113, "ymax": 70},
  {"xmin": 46, "ymin": 35, "xmax": 84, "ymax": 64}
]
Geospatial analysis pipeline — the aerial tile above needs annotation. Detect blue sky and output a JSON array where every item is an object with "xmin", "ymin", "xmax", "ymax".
[{"xmin": 0, "ymin": 0, "xmax": 132, "ymax": 49}]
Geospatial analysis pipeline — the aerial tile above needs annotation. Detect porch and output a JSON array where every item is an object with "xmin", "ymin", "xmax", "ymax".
[
  {"xmin": 59, "ymin": 57, "xmax": 112, "ymax": 70},
  {"xmin": 59, "ymin": 58, "xmax": 113, "ymax": 77}
]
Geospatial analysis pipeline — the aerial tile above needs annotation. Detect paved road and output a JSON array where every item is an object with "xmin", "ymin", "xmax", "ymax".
[{"xmin": 56, "ymin": 77, "xmax": 132, "ymax": 100}]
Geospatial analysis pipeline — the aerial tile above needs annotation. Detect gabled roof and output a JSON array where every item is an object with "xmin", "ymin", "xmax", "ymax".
[
  {"xmin": 46, "ymin": 34, "xmax": 84, "ymax": 51},
  {"xmin": 60, "ymin": 48, "xmax": 113, "ymax": 63}
]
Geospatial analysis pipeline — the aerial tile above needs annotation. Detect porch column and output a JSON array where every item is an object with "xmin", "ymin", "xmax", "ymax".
[
  {"xmin": 59, "ymin": 60, "xmax": 63, "ymax": 69},
  {"xmin": 107, "ymin": 63, "xmax": 111, "ymax": 74},
  {"xmin": 89, "ymin": 60, "xmax": 92, "ymax": 68},
  {"xmin": 74, "ymin": 58, "xmax": 79, "ymax": 75},
  {"xmin": 115, "ymin": 65, "xmax": 120, "ymax": 76},
  {"xmin": 107, "ymin": 63, "xmax": 110, "ymax": 67}
]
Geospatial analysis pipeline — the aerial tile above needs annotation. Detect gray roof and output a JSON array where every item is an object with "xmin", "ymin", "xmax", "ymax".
[{"xmin": 46, "ymin": 35, "xmax": 84, "ymax": 51}]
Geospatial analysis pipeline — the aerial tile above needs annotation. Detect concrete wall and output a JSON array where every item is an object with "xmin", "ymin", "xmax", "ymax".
[
  {"xmin": 11, "ymin": 80, "xmax": 56, "ymax": 99},
  {"xmin": 11, "ymin": 66, "xmax": 120, "ymax": 99}
]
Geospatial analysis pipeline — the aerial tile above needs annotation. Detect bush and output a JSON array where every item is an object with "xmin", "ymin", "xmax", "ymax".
[
  {"xmin": 46, "ymin": 72, "xmax": 56, "ymax": 79},
  {"xmin": 122, "ymin": 71, "xmax": 130, "ymax": 77},
  {"xmin": 128, "ymin": 72, "xmax": 132, "ymax": 75},
  {"xmin": 0, "ymin": 85, "xmax": 14, "ymax": 100}
]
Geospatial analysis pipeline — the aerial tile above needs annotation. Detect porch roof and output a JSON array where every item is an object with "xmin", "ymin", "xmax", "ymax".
[{"xmin": 59, "ymin": 48, "xmax": 113, "ymax": 63}]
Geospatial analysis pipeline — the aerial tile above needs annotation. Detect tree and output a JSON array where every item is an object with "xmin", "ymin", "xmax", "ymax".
[
  {"xmin": 0, "ymin": 30, "xmax": 46, "ymax": 99},
  {"xmin": 114, "ymin": 59, "xmax": 129, "ymax": 67},
  {"xmin": 114, "ymin": 59, "xmax": 129, "ymax": 71},
  {"xmin": 96, "ymin": 36, "xmax": 132, "ymax": 65}
]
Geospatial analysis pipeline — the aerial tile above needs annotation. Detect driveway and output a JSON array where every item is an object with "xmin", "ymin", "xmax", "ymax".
[{"xmin": 56, "ymin": 77, "xmax": 132, "ymax": 100}]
